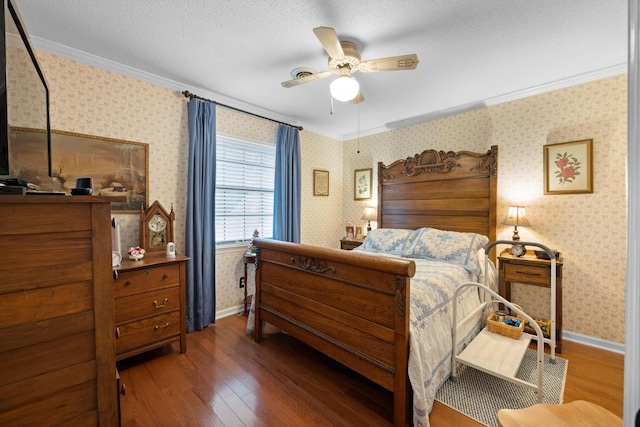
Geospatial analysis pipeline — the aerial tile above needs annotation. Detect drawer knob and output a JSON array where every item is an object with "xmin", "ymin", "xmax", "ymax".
[
  {"xmin": 144, "ymin": 270, "xmax": 150, "ymax": 275},
  {"xmin": 154, "ymin": 322, "xmax": 170, "ymax": 330},
  {"xmin": 153, "ymin": 298, "xmax": 169, "ymax": 309},
  {"xmin": 162, "ymin": 274, "xmax": 169, "ymax": 280},
  {"xmin": 115, "ymin": 327, "xmax": 120, "ymax": 339},
  {"xmin": 124, "ymin": 280, "xmax": 132, "ymax": 286}
]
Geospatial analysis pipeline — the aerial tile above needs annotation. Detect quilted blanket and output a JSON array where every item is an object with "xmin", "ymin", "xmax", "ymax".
[{"xmin": 406, "ymin": 256, "xmax": 496, "ymax": 427}]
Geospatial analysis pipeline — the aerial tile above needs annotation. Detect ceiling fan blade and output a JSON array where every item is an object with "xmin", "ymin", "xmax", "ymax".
[
  {"xmin": 281, "ymin": 70, "xmax": 332, "ymax": 88},
  {"xmin": 351, "ymin": 91, "xmax": 364, "ymax": 104},
  {"xmin": 358, "ymin": 54, "xmax": 419, "ymax": 72},
  {"xmin": 313, "ymin": 26, "xmax": 345, "ymax": 59}
]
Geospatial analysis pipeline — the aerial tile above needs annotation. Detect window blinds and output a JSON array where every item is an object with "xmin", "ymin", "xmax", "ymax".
[{"xmin": 215, "ymin": 135, "xmax": 275, "ymax": 245}]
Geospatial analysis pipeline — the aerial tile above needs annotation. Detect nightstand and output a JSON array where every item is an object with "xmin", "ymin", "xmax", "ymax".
[
  {"xmin": 243, "ymin": 253, "xmax": 257, "ymax": 315},
  {"xmin": 498, "ymin": 249, "xmax": 564, "ymax": 353},
  {"xmin": 340, "ymin": 238, "xmax": 364, "ymax": 250}
]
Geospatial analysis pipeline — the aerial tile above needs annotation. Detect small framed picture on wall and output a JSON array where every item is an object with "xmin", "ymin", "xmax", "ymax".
[
  {"xmin": 354, "ymin": 168, "xmax": 372, "ymax": 200},
  {"xmin": 313, "ymin": 169, "xmax": 329, "ymax": 196},
  {"xmin": 543, "ymin": 139, "xmax": 593, "ymax": 195}
]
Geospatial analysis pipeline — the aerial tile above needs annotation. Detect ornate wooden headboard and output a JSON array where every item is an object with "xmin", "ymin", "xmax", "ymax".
[{"xmin": 377, "ymin": 145, "xmax": 498, "ymax": 257}]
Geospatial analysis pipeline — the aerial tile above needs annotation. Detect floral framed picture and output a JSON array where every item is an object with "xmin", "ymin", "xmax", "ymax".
[
  {"xmin": 543, "ymin": 139, "xmax": 593, "ymax": 195},
  {"xmin": 354, "ymin": 168, "xmax": 372, "ymax": 200},
  {"xmin": 313, "ymin": 169, "xmax": 329, "ymax": 196}
]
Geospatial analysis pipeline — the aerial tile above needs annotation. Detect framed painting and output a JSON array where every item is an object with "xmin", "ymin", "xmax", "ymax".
[
  {"xmin": 313, "ymin": 169, "xmax": 329, "ymax": 196},
  {"xmin": 10, "ymin": 127, "xmax": 149, "ymax": 212},
  {"xmin": 354, "ymin": 168, "xmax": 372, "ymax": 200},
  {"xmin": 543, "ymin": 139, "xmax": 593, "ymax": 195}
]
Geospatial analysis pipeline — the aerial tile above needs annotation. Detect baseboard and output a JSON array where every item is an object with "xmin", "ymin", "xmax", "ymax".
[
  {"xmin": 563, "ymin": 330, "xmax": 625, "ymax": 355},
  {"xmin": 215, "ymin": 305, "xmax": 244, "ymax": 320}
]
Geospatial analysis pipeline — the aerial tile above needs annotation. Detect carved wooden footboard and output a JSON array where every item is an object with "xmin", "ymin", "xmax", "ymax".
[{"xmin": 253, "ymin": 239, "xmax": 416, "ymax": 427}]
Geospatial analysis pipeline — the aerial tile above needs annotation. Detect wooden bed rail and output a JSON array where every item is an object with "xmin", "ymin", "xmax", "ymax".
[{"xmin": 253, "ymin": 238, "xmax": 416, "ymax": 426}]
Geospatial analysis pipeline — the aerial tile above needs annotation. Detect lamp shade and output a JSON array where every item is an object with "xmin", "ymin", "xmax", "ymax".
[
  {"xmin": 330, "ymin": 75, "xmax": 360, "ymax": 102},
  {"xmin": 361, "ymin": 207, "xmax": 377, "ymax": 221},
  {"xmin": 502, "ymin": 206, "xmax": 531, "ymax": 227}
]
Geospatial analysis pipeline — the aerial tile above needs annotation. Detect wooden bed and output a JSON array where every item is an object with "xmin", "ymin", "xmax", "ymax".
[{"xmin": 253, "ymin": 145, "xmax": 498, "ymax": 427}]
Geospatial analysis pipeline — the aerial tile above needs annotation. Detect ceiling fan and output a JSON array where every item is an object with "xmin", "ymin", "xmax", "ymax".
[{"xmin": 282, "ymin": 26, "xmax": 419, "ymax": 103}]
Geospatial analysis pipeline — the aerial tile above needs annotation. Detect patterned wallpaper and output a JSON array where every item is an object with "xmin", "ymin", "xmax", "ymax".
[
  {"xmin": 300, "ymin": 131, "xmax": 345, "ymax": 248},
  {"xmin": 33, "ymin": 49, "xmax": 627, "ymax": 342},
  {"xmin": 37, "ymin": 52, "xmax": 189, "ymax": 262},
  {"xmin": 342, "ymin": 74, "xmax": 628, "ymax": 343}
]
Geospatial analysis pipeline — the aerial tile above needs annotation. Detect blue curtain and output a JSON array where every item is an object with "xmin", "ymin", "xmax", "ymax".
[
  {"xmin": 273, "ymin": 124, "xmax": 301, "ymax": 242},
  {"xmin": 185, "ymin": 99, "xmax": 216, "ymax": 332}
]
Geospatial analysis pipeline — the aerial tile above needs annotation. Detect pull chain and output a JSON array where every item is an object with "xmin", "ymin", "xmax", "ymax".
[{"xmin": 356, "ymin": 105, "xmax": 361, "ymax": 154}]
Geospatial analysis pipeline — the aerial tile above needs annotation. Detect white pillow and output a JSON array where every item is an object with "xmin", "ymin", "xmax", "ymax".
[
  {"xmin": 401, "ymin": 227, "xmax": 488, "ymax": 275},
  {"xmin": 357, "ymin": 228, "xmax": 417, "ymax": 255}
]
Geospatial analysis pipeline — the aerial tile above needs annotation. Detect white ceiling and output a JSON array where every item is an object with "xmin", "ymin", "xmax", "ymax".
[{"xmin": 14, "ymin": 0, "xmax": 628, "ymax": 140}]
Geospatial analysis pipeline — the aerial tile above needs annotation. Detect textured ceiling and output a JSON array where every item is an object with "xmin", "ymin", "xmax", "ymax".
[{"xmin": 14, "ymin": 0, "xmax": 628, "ymax": 140}]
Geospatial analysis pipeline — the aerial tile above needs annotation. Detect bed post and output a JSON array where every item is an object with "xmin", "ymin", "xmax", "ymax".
[
  {"xmin": 488, "ymin": 145, "xmax": 499, "ymax": 263},
  {"xmin": 394, "ymin": 275, "xmax": 411, "ymax": 427},
  {"xmin": 377, "ymin": 161, "xmax": 384, "ymax": 226},
  {"xmin": 253, "ymin": 247, "xmax": 263, "ymax": 343}
]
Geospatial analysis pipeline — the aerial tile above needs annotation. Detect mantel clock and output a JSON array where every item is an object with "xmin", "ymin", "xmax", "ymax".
[{"xmin": 140, "ymin": 201, "xmax": 175, "ymax": 252}]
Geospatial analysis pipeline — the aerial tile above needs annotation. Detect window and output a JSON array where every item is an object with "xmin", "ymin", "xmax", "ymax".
[{"xmin": 215, "ymin": 135, "xmax": 275, "ymax": 245}]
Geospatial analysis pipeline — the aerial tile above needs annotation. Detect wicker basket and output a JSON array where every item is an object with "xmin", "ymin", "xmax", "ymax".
[
  {"xmin": 524, "ymin": 317, "xmax": 552, "ymax": 337},
  {"xmin": 487, "ymin": 301, "xmax": 525, "ymax": 339}
]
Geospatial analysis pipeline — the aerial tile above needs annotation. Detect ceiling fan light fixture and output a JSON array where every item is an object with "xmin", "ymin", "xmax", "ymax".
[{"xmin": 330, "ymin": 75, "xmax": 359, "ymax": 102}]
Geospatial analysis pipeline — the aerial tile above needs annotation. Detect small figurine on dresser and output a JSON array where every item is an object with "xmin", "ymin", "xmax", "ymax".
[{"xmin": 127, "ymin": 246, "xmax": 145, "ymax": 260}]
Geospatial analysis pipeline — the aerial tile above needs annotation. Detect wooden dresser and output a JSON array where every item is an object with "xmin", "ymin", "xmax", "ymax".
[
  {"xmin": 114, "ymin": 253, "xmax": 188, "ymax": 360},
  {"xmin": 0, "ymin": 195, "xmax": 118, "ymax": 426}
]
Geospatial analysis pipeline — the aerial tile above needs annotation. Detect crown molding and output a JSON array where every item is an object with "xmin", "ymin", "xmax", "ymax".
[
  {"xmin": 385, "ymin": 64, "xmax": 627, "ymax": 130},
  {"xmin": 29, "ymin": 35, "xmax": 302, "ymax": 130},
  {"xmin": 29, "ymin": 35, "xmax": 626, "ymax": 141}
]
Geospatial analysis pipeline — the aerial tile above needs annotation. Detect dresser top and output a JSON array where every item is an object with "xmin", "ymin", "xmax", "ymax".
[
  {"xmin": 0, "ymin": 194, "xmax": 125, "ymax": 204},
  {"xmin": 115, "ymin": 253, "xmax": 189, "ymax": 272}
]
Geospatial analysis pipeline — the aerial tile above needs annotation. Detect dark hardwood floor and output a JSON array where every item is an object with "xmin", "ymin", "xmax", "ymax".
[{"xmin": 118, "ymin": 314, "xmax": 624, "ymax": 427}]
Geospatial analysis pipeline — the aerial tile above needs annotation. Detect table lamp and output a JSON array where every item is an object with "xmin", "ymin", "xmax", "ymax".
[
  {"xmin": 502, "ymin": 206, "xmax": 530, "ymax": 256},
  {"xmin": 361, "ymin": 207, "xmax": 377, "ymax": 233}
]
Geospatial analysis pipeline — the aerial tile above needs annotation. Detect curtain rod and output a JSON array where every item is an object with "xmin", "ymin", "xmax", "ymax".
[{"xmin": 182, "ymin": 91, "xmax": 303, "ymax": 131}]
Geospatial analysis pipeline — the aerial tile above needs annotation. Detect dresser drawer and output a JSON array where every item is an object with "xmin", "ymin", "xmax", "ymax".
[
  {"xmin": 116, "ymin": 310, "xmax": 181, "ymax": 355},
  {"xmin": 114, "ymin": 264, "xmax": 180, "ymax": 297},
  {"xmin": 115, "ymin": 286, "xmax": 180, "ymax": 324},
  {"xmin": 503, "ymin": 263, "xmax": 550, "ymax": 286}
]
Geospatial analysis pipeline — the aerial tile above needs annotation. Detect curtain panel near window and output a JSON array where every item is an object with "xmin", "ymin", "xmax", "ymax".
[
  {"xmin": 186, "ymin": 99, "xmax": 216, "ymax": 332},
  {"xmin": 273, "ymin": 124, "xmax": 301, "ymax": 243}
]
